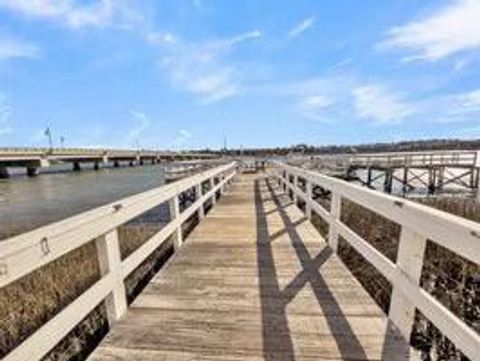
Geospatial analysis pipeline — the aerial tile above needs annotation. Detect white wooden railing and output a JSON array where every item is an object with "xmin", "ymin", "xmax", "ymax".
[
  {"xmin": 312, "ymin": 150, "xmax": 479, "ymax": 168},
  {"xmin": 274, "ymin": 162, "xmax": 480, "ymax": 361},
  {"xmin": 0, "ymin": 162, "xmax": 237, "ymax": 361}
]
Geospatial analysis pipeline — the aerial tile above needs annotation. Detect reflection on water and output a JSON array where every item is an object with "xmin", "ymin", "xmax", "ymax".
[{"xmin": 0, "ymin": 165, "xmax": 166, "ymax": 240}]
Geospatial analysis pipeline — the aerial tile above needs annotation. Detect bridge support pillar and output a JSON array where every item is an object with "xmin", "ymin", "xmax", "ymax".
[
  {"xmin": 169, "ymin": 196, "xmax": 183, "ymax": 250},
  {"xmin": 94, "ymin": 162, "xmax": 100, "ymax": 171},
  {"xmin": 389, "ymin": 227, "xmax": 427, "ymax": 340},
  {"xmin": 95, "ymin": 229, "xmax": 127, "ymax": 324},
  {"xmin": 0, "ymin": 165, "xmax": 9, "ymax": 179},
  {"xmin": 129, "ymin": 161, "xmax": 134, "ymax": 167},
  {"xmin": 26, "ymin": 166, "xmax": 39, "ymax": 177},
  {"xmin": 402, "ymin": 167, "xmax": 409, "ymax": 194},
  {"xmin": 428, "ymin": 168, "xmax": 436, "ymax": 194},
  {"xmin": 437, "ymin": 167, "xmax": 445, "ymax": 191},
  {"xmin": 366, "ymin": 167, "xmax": 372, "ymax": 188},
  {"xmin": 114, "ymin": 160, "xmax": 120, "ymax": 168},
  {"xmin": 73, "ymin": 162, "xmax": 81, "ymax": 172},
  {"xmin": 139, "ymin": 159, "xmax": 144, "ymax": 166}
]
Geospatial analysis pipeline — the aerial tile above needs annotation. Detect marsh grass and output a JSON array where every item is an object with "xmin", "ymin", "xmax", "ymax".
[
  {"xmin": 0, "ymin": 201, "xmax": 178, "ymax": 360},
  {"xmin": 0, "ymin": 242, "xmax": 100, "ymax": 359}
]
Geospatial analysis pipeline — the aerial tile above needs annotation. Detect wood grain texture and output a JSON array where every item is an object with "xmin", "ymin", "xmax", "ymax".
[{"xmin": 89, "ymin": 174, "xmax": 418, "ymax": 361}]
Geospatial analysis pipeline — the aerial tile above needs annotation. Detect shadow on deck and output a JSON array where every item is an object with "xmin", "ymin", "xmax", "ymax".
[
  {"xmin": 255, "ymin": 177, "xmax": 411, "ymax": 360},
  {"xmin": 89, "ymin": 173, "xmax": 414, "ymax": 360}
]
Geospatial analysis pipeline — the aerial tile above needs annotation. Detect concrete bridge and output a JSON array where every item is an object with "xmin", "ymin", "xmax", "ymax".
[
  {"xmin": 0, "ymin": 147, "xmax": 217, "ymax": 178},
  {"xmin": 0, "ymin": 162, "xmax": 479, "ymax": 360}
]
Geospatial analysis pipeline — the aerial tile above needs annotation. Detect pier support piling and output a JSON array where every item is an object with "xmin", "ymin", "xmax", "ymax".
[
  {"xmin": 0, "ymin": 166, "xmax": 9, "ymax": 179},
  {"xmin": 94, "ymin": 162, "xmax": 100, "ymax": 171},
  {"xmin": 73, "ymin": 162, "xmax": 81, "ymax": 172},
  {"xmin": 26, "ymin": 166, "xmax": 39, "ymax": 177}
]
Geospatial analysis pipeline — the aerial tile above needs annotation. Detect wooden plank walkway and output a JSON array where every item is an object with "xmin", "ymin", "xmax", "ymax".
[{"xmin": 89, "ymin": 173, "xmax": 415, "ymax": 360}]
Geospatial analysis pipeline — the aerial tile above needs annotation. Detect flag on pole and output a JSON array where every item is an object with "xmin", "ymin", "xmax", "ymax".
[{"xmin": 45, "ymin": 125, "xmax": 53, "ymax": 150}]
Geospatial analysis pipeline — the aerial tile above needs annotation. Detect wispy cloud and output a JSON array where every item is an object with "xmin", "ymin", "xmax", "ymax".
[
  {"xmin": 160, "ymin": 30, "xmax": 262, "ymax": 103},
  {"xmin": 353, "ymin": 85, "xmax": 415, "ymax": 124},
  {"xmin": 298, "ymin": 94, "xmax": 333, "ymax": 122},
  {"xmin": 0, "ymin": 34, "xmax": 39, "ymax": 60},
  {"xmin": 127, "ymin": 110, "xmax": 151, "ymax": 147},
  {"xmin": 0, "ymin": 94, "xmax": 13, "ymax": 136},
  {"xmin": 288, "ymin": 16, "xmax": 315, "ymax": 39},
  {"xmin": 379, "ymin": 0, "xmax": 480, "ymax": 61},
  {"xmin": 173, "ymin": 129, "xmax": 193, "ymax": 148},
  {"xmin": 0, "ymin": 0, "xmax": 120, "ymax": 29},
  {"xmin": 425, "ymin": 88, "xmax": 480, "ymax": 122}
]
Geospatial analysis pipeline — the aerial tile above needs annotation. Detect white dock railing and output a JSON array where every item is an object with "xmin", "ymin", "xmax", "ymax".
[
  {"xmin": 312, "ymin": 150, "xmax": 479, "ymax": 168},
  {"xmin": 0, "ymin": 162, "xmax": 237, "ymax": 361},
  {"xmin": 274, "ymin": 162, "xmax": 480, "ymax": 361}
]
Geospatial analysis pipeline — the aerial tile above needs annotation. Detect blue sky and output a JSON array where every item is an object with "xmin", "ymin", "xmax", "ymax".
[{"xmin": 0, "ymin": 0, "xmax": 480, "ymax": 149}]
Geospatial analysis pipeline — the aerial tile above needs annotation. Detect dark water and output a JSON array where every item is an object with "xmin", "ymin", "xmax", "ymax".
[{"xmin": 0, "ymin": 165, "xmax": 166, "ymax": 240}]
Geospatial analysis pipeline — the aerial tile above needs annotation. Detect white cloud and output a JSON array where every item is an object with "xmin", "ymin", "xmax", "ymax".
[
  {"xmin": 0, "ymin": 0, "xmax": 117, "ymax": 29},
  {"xmin": 288, "ymin": 16, "xmax": 315, "ymax": 39},
  {"xmin": 353, "ymin": 85, "xmax": 415, "ymax": 123},
  {"xmin": 160, "ymin": 30, "xmax": 262, "ymax": 103},
  {"xmin": 0, "ymin": 35, "xmax": 39, "ymax": 59},
  {"xmin": 298, "ymin": 94, "xmax": 334, "ymax": 121},
  {"xmin": 379, "ymin": 0, "xmax": 480, "ymax": 61},
  {"xmin": 146, "ymin": 31, "xmax": 177, "ymax": 46}
]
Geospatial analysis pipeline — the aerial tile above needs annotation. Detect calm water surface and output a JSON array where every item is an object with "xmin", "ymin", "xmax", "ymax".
[{"xmin": 0, "ymin": 165, "xmax": 166, "ymax": 240}]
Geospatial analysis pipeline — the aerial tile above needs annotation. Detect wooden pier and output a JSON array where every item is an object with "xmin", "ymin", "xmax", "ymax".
[
  {"xmin": 310, "ymin": 150, "xmax": 480, "ymax": 194},
  {"xmin": 1, "ymin": 162, "xmax": 479, "ymax": 361},
  {"xmin": 89, "ymin": 173, "xmax": 411, "ymax": 360}
]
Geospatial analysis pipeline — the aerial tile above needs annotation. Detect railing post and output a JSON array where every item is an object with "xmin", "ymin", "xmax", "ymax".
[
  {"xmin": 210, "ymin": 178, "xmax": 216, "ymax": 205},
  {"xmin": 220, "ymin": 174, "xmax": 226, "ymax": 194},
  {"xmin": 328, "ymin": 191, "xmax": 341, "ymax": 252},
  {"xmin": 305, "ymin": 180, "xmax": 312, "ymax": 219},
  {"xmin": 195, "ymin": 183, "xmax": 205, "ymax": 220},
  {"xmin": 292, "ymin": 174, "xmax": 298, "ymax": 205},
  {"xmin": 389, "ymin": 227, "xmax": 427, "ymax": 340},
  {"xmin": 95, "ymin": 228, "xmax": 127, "ymax": 323},
  {"xmin": 169, "ymin": 195, "xmax": 183, "ymax": 250}
]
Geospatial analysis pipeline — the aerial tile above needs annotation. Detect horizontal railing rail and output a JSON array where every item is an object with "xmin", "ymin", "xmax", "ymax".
[
  {"xmin": 273, "ymin": 161, "xmax": 480, "ymax": 361},
  {"xmin": 312, "ymin": 150, "xmax": 480, "ymax": 168},
  {"xmin": 1, "ymin": 162, "xmax": 237, "ymax": 361}
]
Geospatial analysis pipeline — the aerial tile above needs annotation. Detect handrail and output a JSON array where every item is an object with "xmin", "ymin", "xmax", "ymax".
[
  {"xmin": 312, "ymin": 150, "xmax": 479, "ymax": 168},
  {"xmin": 1, "ymin": 162, "xmax": 237, "ymax": 361},
  {"xmin": 273, "ymin": 161, "xmax": 480, "ymax": 361}
]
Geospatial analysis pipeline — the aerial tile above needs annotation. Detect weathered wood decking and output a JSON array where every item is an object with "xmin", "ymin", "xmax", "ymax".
[{"xmin": 89, "ymin": 173, "xmax": 413, "ymax": 360}]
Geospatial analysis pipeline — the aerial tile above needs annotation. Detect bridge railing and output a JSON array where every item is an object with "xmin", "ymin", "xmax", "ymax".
[
  {"xmin": 273, "ymin": 162, "xmax": 480, "ymax": 361},
  {"xmin": 0, "ymin": 147, "xmax": 217, "ymax": 159},
  {"xmin": 0, "ymin": 162, "xmax": 237, "ymax": 361}
]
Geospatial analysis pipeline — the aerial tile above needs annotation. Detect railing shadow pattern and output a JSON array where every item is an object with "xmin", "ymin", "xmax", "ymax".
[{"xmin": 254, "ymin": 177, "xmax": 410, "ymax": 360}]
